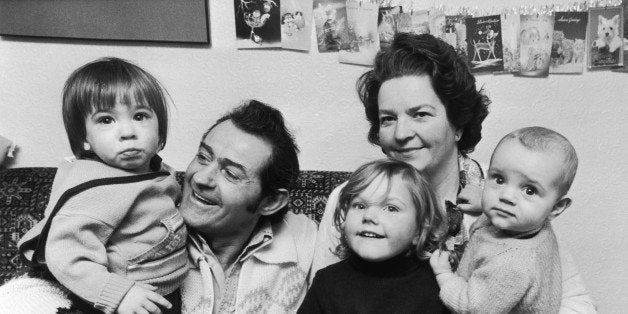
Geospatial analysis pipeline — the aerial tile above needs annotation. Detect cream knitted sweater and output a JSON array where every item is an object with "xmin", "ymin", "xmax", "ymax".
[
  {"xmin": 181, "ymin": 212, "xmax": 318, "ymax": 313},
  {"xmin": 439, "ymin": 215, "xmax": 562, "ymax": 313}
]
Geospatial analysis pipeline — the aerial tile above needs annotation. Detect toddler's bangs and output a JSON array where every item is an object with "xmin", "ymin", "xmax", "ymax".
[{"xmin": 87, "ymin": 78, "xmax": 152, "ymax": 114}]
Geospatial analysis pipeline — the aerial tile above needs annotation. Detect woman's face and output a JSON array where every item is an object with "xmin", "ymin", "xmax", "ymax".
[{"xmin": 377, "ymin": 75, "xmax": 460, "ymax": 176}]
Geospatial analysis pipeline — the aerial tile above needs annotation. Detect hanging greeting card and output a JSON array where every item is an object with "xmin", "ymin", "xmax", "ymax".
[
  {"xmin": 235, "ymin": 0, "xmax": 282, "ymax": 49},
  {"xmin": 378, "ymin": 6, "xmax": 401, "ymax": 49},
  {"xmin": 613, "ymin": 1, "xmax": 628, "ymax": 72},
  {"xmin": 466, "ymin": 15, "xmax": 504, "ymax": 73},
  {"xmin": 339, "ymin": 0, "xmax": 379, "ymax": 66},
  {"xmin": 281, "ymin": 0, "xmax": 313, "ymax": 51},
  {"xmin": 394, "ymin": 9, "xmax": 430, "ymax": 35},
  {"xmin": 588, "ymin": 6, "xmax": 624, "ymax": 68},
  {"xmin": 517, "ymin": 14, "xmax": 553, "ymax": 77},
  {"xmin": 444, "ymin": 15, "xmax": 470, "ymax": 62},
  {"xmin": 428, "ymin": 9, "xmax": 446, "ymax": 40},
  {"xmin": 313, "ymin": 0, "xmax": 350, "ymax": 52},
  {"xmin": 499, "ymin": 13, "xmax": 521, "ymax": 73},
  {"xmin": 550, "ymin": 11, "xmax": 588, "ymax": 74}
]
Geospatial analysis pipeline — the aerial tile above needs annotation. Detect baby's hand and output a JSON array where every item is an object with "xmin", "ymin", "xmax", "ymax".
[
  {"xmin": 429, "ymin": 249, "xmax": 453, "ymax": 276},
  {"xmin": 457, "ymin": 180, "xmax": 484, "ymax": 214},
  {"xmin": 116, "ymin": 283, "xmax": 171, "ymax": 314}
]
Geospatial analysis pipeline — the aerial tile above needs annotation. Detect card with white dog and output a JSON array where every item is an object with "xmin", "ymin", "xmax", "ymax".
[
  {"xmin": 588, "ymin": 6, "xmax": 624, "ymax": 68},
  {"xmin": 612, "ymin": 0, "xmax": 628, "ymax": 72}
]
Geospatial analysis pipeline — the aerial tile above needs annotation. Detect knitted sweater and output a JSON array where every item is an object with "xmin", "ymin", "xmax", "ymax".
[
  {"xmin": 181, "ymin": 211, "xmax": 317, "ymax": 314},
  {"xmin": 439, "ymin": 215, "xmax": 562, "ymax": 313},
  {"xmin": 17, "ymin": 158, "xmax": 188, "ymax": 314},
  {"xmin": 298, "ymin": 253, "xmax": 450, "ymax": 314}
]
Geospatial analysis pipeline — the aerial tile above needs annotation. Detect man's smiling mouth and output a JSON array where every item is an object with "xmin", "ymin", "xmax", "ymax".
[{"xmin": 192, "ymin": 191, "xmax": 219, "ymax": 206}]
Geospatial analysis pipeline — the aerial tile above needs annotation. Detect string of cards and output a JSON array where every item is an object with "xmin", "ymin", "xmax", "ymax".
[{"xmin": 233, "ymin": 0, "xmax": 628, "ymax": 76}]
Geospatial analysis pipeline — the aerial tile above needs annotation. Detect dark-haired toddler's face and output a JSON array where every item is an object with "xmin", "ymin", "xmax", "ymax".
[{"xmin": 84, "ymin": 101, "xmax": 160, "ymax": 173}]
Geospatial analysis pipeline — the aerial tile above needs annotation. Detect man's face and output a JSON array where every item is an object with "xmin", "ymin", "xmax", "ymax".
[{"xmin": 179, "ymin": 120, "xmax": 272, "ymax": 238}]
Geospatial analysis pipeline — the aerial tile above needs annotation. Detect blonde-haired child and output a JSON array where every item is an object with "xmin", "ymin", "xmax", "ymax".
[
  {"xmin": 431, "ymin": 126, "xmax": 578, "ymax": 313},
  {"xmin": 299, "ymin": 159, "xmax": 450, "ymax": 313},
  {"xmin": 18, "ymin": 57, "xmax": 188, "ymax": 314}
]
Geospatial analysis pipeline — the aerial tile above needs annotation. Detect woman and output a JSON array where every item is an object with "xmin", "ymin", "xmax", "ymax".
[{"xmin": 312, "ymin": 33, "xmax": 595, "ymax": 312}]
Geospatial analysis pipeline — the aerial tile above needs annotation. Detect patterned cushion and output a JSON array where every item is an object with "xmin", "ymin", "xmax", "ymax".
[{"xmin": 0, "ymin": 167, "xmax": 350, "ymax": 284}]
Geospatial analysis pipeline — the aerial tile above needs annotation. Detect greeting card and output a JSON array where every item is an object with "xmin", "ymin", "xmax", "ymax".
[
  {"xmin": 339, "ymin": 0, "xmax": 379, "ymax": 65},
  {"xmin": 550, "ymin": 11, "xmax": 588, "ymax": 74},
  {"xmin": 589, "ymin": 6, "xmax": 624, "ymax": 68},
  {"xmin": 517, "ymin": 14, "xmax": 554, "ymax": 77},
  {"xmin": 235, "ymin": 0, "xmax": 282, "ymax": 49},
  {"xmin": 281, "ymin": 0, "xmax": 313, "ymax": 51},
  {"xmin": 466, "ymin": 15, "xmax": 504, "ymax": 73}
]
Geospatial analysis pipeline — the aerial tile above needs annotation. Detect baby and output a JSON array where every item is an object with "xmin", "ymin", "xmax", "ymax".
[
  {"xmin": 19, "ymin": 57, "xmax": 188, "ymax": 314},
  {"xmin": 431, "ymin": 126, "xmax": 578, "ymax": 313},
  {"xmin": 299, "ymin": 159, "xmax": 450, "ymax": 313}
]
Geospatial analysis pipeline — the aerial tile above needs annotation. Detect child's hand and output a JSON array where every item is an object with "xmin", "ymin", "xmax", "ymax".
[
  {"xmin": 456, "ymin": 180, "xmax": 484, "ymax": 214},
  {"xmin": 116, "ymin": 283, "xmax": 171, "ymax": 314},
  {"xmin": 429, "ymin": 249, "xmax": 453, "ymax": 276}
]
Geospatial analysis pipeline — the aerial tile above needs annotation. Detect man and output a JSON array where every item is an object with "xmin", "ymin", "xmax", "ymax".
[
  {"xmin": 178, "ymin": 99, "xmax": 317, "ymax": 313},
  {"xmin": 0, "ymin": 100, "xmax": 317, "ymax": 314}
]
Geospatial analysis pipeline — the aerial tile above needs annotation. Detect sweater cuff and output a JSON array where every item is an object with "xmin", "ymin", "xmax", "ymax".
[
  {"xmin": 438, "ymin": 275, "xmax": 470, "ymax": 312},
  {"xmin": 95, "ymin": 274, "xmax": 135, "ymax": 314}
]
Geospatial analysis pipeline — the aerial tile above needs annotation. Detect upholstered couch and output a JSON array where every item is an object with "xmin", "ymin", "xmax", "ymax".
[{"xmin": 0, "ymin": 167, "xmax": 351, "ymax": 284}]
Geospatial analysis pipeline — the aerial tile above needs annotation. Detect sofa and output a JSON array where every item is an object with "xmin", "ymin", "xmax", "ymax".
[{"xmin": 0, "ymin": 167, "xmax": 351, "ymax": 284}]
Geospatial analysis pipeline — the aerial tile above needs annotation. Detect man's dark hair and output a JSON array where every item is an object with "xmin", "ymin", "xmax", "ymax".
[{"xmin": 204, "ymin": 100, "xmax": 300, "ymax": 219}]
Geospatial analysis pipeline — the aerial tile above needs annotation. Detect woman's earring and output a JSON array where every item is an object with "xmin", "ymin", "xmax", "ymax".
[
  {"xmin": 455, "ymin": 132, "xmax": 462, "ymax": 142},
  {"xmin": 83, "ymin": 142, "xmax": 91, "ymax": 151}
]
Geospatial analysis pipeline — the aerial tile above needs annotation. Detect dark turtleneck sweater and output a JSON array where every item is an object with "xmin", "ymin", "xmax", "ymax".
[{"xmin": 298, "ymin": 253, "xmax": 449, "ymax": 314}]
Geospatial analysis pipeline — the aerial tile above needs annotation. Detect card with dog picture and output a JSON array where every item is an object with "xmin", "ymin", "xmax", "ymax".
[
  {"xmin": 465, "ymin": 15, "xmax": 504, "ymax": 73},
  {"xmin": 550, "ymin": 11, "xmax": 588, "ymax": 74},
  {"xmin": 394, "ymin": 9, "xmax": 430, "ymax": 35},
  {"xmin": 588, "ymin": 6, "xmax": 624, "ymax": 68},
  {"xmin": 338, "ymin": 0, "xmax": 379, "ymax": 66},
  {"xmin": 235, "ymin": 0, "xmax": 282, "ymax": 49},
  {"xmin": 613, "ymin": 0, "xmax": 628, "ymax": 72},
  {"xmin": 313, "ymin": 0, "xmax": 350, "ymax": 52},
  {"xmin": 444, "ymin": 14, "xmax": 470, "ymax": 62},
  {"xmin": 517, "ymin": 14, "xmax": 554, "ymax": 77},
  {"xmin": 281, "ymin": 0, "xmax": 313, "ymax": 51}
]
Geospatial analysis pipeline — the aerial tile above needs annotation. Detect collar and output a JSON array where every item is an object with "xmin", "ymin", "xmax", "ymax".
[
  {"xmin": 458, "ymin": 154, "xmax": 484, "ymax": 191},
  {"xmin": 242, "ymin": 217, "xmax": 299, "ymax": 265},
  {"xmin": 187, "ymin": 216, "xmax": 299, "ymax": 267}
]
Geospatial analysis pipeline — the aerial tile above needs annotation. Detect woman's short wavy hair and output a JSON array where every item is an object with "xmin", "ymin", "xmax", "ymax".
[
  {"xmin": 356, "ymin": 33, "xmax": 490, "ymax": 155},
  {"xmin": 333, "ymin": 159, "xmax": 448, "ymax": 260}
]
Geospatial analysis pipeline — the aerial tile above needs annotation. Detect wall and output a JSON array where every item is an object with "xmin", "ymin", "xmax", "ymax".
[{"xmin": 1, "ymin": 0, "xmax": 626, "ymax": 311}]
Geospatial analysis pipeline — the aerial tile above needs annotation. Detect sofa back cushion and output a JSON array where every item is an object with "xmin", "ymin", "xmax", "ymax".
[{"xmin": 0, "ymin": 167, "xmax": 350, "ymax": 284}]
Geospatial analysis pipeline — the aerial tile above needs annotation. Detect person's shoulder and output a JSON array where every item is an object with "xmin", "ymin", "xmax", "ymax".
[
  {"xmin": 282, "ymin": 211, "xmax": 317, "ymax": 230},
  {"xmin": 280, "ymin": 212, "xmax": 318, "ymax": 246}
]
